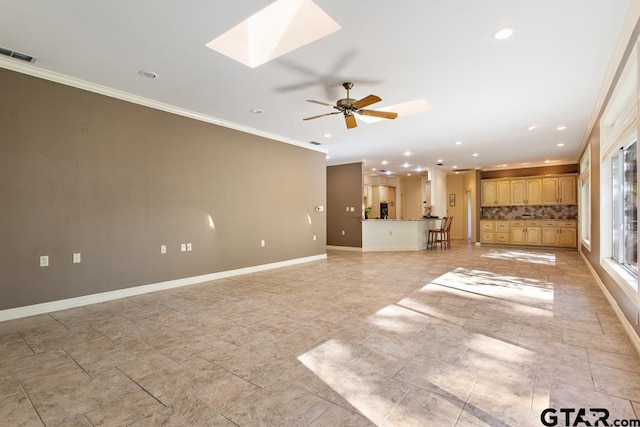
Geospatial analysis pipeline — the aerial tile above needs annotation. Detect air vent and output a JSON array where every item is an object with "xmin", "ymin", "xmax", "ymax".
[
  {"xmin": 0, "ymin": 46, "xmax": 36, "ymax": 63},
  {"xmin": 309, "ymin": 141, "xmax": 322, "ymax": 146},
  {"xmin": 453, "ymin": 168, "xmax": 472, "ymax": 172},
  {"xmin": 379, "ymin": 169, "xmax": 387, "ymax": 172}
]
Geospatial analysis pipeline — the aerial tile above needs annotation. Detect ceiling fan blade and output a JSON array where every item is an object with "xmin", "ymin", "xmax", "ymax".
[
  {"xmin": 306, "ymin": 99, "xmax": 340, "ymax": 109},
  {"xmin": 359, "ymin": 109, "xmax": 398, "ymax": 119},
  {"xmin": 345, "ymin": 113, "xmax": 357, "ymax": 129},
  {"xmin": 352, "ymin": 94, "xmax": 381, "ymax": 109},
  {"xmin": 302, "ymin": 111, "xmax": 341, "ymax": 121}
]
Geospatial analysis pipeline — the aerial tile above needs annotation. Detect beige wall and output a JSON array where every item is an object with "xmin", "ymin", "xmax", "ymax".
[
  {"xmin": 446, "ymin": 174, "xmax": 464, "ymax": 239},
  {"xmin": 400, "ymin": 176, "xmax": 423, "ymax": 219},
  {"xmin": 0, "ymin": 69, "xmax": 327, "ymax": 310},
  {"xmin": 327, "ymin": 163, "xmax": 363, "ymax": 247}
]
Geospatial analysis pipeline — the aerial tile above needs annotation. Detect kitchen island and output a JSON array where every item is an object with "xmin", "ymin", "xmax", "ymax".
[{"xmin": 361, "ymin": 218, "xmax": 439, "ymax": 251}]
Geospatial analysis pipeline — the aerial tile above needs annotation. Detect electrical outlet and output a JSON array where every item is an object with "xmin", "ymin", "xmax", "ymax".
[
  {"xmin": 181, "ymin": 243, "xmax": 186, "ymax": 252},
  {"xmin": 186, "ymin": 243, "xmax": 192, "ymax": 251},
  {"xmin": 160, "ymin": 245, "xmax": 167, "ymax": 254},
  {"xmin": 341, "ymin": 230, "xmax": 345, "ymax": 236},
  {"xmin": 345, "ymin": 207, "xmax": 349, "ymax": 212},
  {"xmin": 261, "ymin": 240, "xmax": 265, "ymax": 247},
  {"xmin": 350, "ymin": 207, "xmax": 355, "ymax": 212},
  {"xmin": 39, "ymin": 255, "xmax": 49, "ymax": 267},
  {"xmin": 72, "ymin": 253, "xmax": 81, "ymax": 264}
]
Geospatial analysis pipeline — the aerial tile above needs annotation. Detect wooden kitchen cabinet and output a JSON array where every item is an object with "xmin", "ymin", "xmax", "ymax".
[
  {"xmin": 481, "ymin": 180, "xmax": 510, "ymax": 206},
  {"xmin": 558, "ymin": 221, "xmax": 577, "ymax": 247},
  {"xmin": 511, "ymin": 179, "xmax": 542, "ymax": 205},
  {"xmin": 541, "ymin": 176, "xmax": 577, "ymax": 205},
  {"xmin": 480, "ymin": 220, "xmax": 495, "ymax": 243},
  {"xmin": 509, "ymin": 221, "xmax": 541, "ymax": 245}
]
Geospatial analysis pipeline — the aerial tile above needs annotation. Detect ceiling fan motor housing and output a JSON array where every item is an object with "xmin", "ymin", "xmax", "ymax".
[{"xmin": 337, "ymin": 98, "xmax": 357, "ymax": 109}]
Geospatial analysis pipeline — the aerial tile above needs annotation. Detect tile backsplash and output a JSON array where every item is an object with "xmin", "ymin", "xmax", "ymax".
[{"xmin": 481, "ymin": 205, "xmax": 578, "ymax": 220}]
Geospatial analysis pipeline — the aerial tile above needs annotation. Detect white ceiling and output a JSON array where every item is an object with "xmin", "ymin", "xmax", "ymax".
[{"xmin": 0, "ymin": 0, "xmax": 630, "ymax": 176}]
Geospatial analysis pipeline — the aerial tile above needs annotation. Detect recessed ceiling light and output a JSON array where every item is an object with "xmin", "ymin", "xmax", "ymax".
[
  {"xmin": 455, "ymin": 171, "xmax": 460, "ymax": 174},
  {"xmin": 250, "ymin": 108, "xmax": 264, "ymax": 114},
  {"xmin": 437, "ymin": 159, "xmax": 443, "ymax": 163},
  {"xmin": 138, "ymin": 70, "xmax": 159, "ymax": 79},
  {"xmin": 452, "ymin": 165, "xmax": 458, "ymax": 169},
  {"xmin": 407, "ymin": 173, "xmax": 412, "ymax": 176},
  {"xmin": 455, "ymin": 141, "xmax": 462, "ymax": 145},
  {"xmin": 325, "ymin": 155, "xmax": 330, "ymax": 160},
  {"xmin": 385, "ymin": 171, "xmax": 392, "ymax": 175},
  {"xmin": 416, "ymin": 167, "xmax": 422, "ymax": 172},
  {"xmin": 205, "ymin": 0, "xmax": 341, "ymax": 68},
  {"xmin": 502, "ymin": 164, "xmax": 508, "ymax": 167},
  {"xmin": 323, "ymin": 133, "xmax": 331, "ymax": 138},
  {"xmin": 557, "ymin": 125, "xmax": 567, "ymax": 131},
  {"xmin": 544, "ymin": 160, "xmax": 551, "ymax": 163},
  {"xmin": 371, "ymin": 168, "xmax": 377, "ymax": 171},
  {"xmin": 528, "ymin": 125, "xmax": 537, "ymax": 131},
  {"xmin": 404, "ymin": 151, "xmax": 411, "ymax": 156},
  {"xmin": 382, "ymin": 160, "xmax": 388, "ymax": 165},
  {"xmin": 402, "ymin": 163, "xmax": 410, "ymax": 168},
  {"xmin": 556, "ymin": 143, "xmax": 565, "ymax": 147},
  {"xmin": 472, "ymin": 153, "xmax": 479, "ymax": 157},
  {"xmin": 493, "ymin": 27, "xmax": 513, "ymax": 40}
]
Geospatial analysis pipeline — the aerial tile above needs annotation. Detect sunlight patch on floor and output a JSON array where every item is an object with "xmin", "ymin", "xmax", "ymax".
[
  {"xmin": 366, "ymin": 304, "xmax": 430, "ymax": 334},
  {"xmin": 430, "ymin": 267, "xmax": 554, "ymax": 308},
  {"xmin": 482, "ymin": 250, "xmax": 556, "ymax": 265}
]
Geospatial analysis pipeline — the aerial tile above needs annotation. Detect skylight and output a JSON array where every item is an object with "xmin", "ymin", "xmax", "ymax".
[{"xmin": 205, "ymin": 0, "xmax": 341, "ymax": 68}]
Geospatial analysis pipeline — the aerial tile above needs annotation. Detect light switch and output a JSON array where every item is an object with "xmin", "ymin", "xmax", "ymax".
[
  {"xmin": 39, "ymin": 255, "xmax": 49, "ymax": 267},
  {"xmin": 160, "ymin": 245, "xmax": 167, "ymax": 254},
  {"xmin": 186, "ymin": 243, "xmax": 192, "ymax": 251},
  {"xmin": 346, "ymin": 207, "xmax": 349, "ymax": 212},
  {"xmin": 180, "ymin": 243, "xmax": 186, "ymax": 252},
  {"xmin": 261, "ymin": 240, "xmax": 265, "ymax": 247},
  {"xmin": 72, "ymin": 253, "xmax": 81, "ymax": 264}
]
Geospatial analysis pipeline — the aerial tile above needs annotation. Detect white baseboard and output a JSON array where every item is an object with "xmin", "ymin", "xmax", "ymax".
[
  {"xmin": 326, "ymin": 245, "xmax": 363, "ymax": 252},
  {"xmin": 580, "ymin": 252, "xmax": 640, "ymax": 356},
  {"xmin": 0, "ymin": 254, "xmax": 327, "ymax": 322}
]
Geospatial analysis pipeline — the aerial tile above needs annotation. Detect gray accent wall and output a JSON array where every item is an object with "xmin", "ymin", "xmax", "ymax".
[
  {"xmin": 0, "ymin": 68, "xmax": 327, "ymax": 310},
  {"xmin": 327, "ymin": 163, "xmax": 363, "ymax": 248}
]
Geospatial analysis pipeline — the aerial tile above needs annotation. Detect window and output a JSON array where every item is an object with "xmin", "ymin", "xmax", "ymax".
[
  {"xmin": 611, "ymin": 141, "xmax": 637, "ymax": 276},
  {"xmin": 580, "ymin": 147, "xmax": 591, "ymax": 249},
  {"xmin": 599, "ymin": 43, "xmax": 639, "ymax": 296}
]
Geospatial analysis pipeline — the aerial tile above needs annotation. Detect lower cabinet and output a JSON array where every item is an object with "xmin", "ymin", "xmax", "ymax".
[
  {"xmin": 481, "ymin": 219, "xmax": 576, "ymax": 248},
  {"xmin": 558, "ymin": 224, "xmax": 577, "ymax": 247},
  {"xmin": 510, "ymin": 224, "xmax": 541, "ymax": 246}
]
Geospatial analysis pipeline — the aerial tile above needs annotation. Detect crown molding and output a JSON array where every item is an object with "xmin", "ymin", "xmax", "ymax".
[{"xmin": 0, "ymin": 57, "xmax": 326, "ymax": 154}]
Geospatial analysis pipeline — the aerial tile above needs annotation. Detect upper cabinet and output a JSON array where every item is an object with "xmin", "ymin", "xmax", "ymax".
[
  {"xmin": 481, "ymin": 179, "xmax": 511, "ymax": 206},
  {"xmin": 541, "ymin": 176, "xmax": 577, "ymax": 205},
  {"xmin": 481, "ymin": 174, "xmax": 577, "ymax": 207},
  {"xmin": 511, "ymin": 178, "xmax": 542, "ymax": 206}
]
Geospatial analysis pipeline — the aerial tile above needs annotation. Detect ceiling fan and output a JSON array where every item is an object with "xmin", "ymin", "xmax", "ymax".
[{"xmin": 303, "ymin": 82, "xmax": 398, "ymax": 129}]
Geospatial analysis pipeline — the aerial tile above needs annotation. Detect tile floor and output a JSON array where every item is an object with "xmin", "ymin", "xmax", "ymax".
[{"xmin": 1, "ymin": 243, "xmax": 639, "ymax": 426}]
